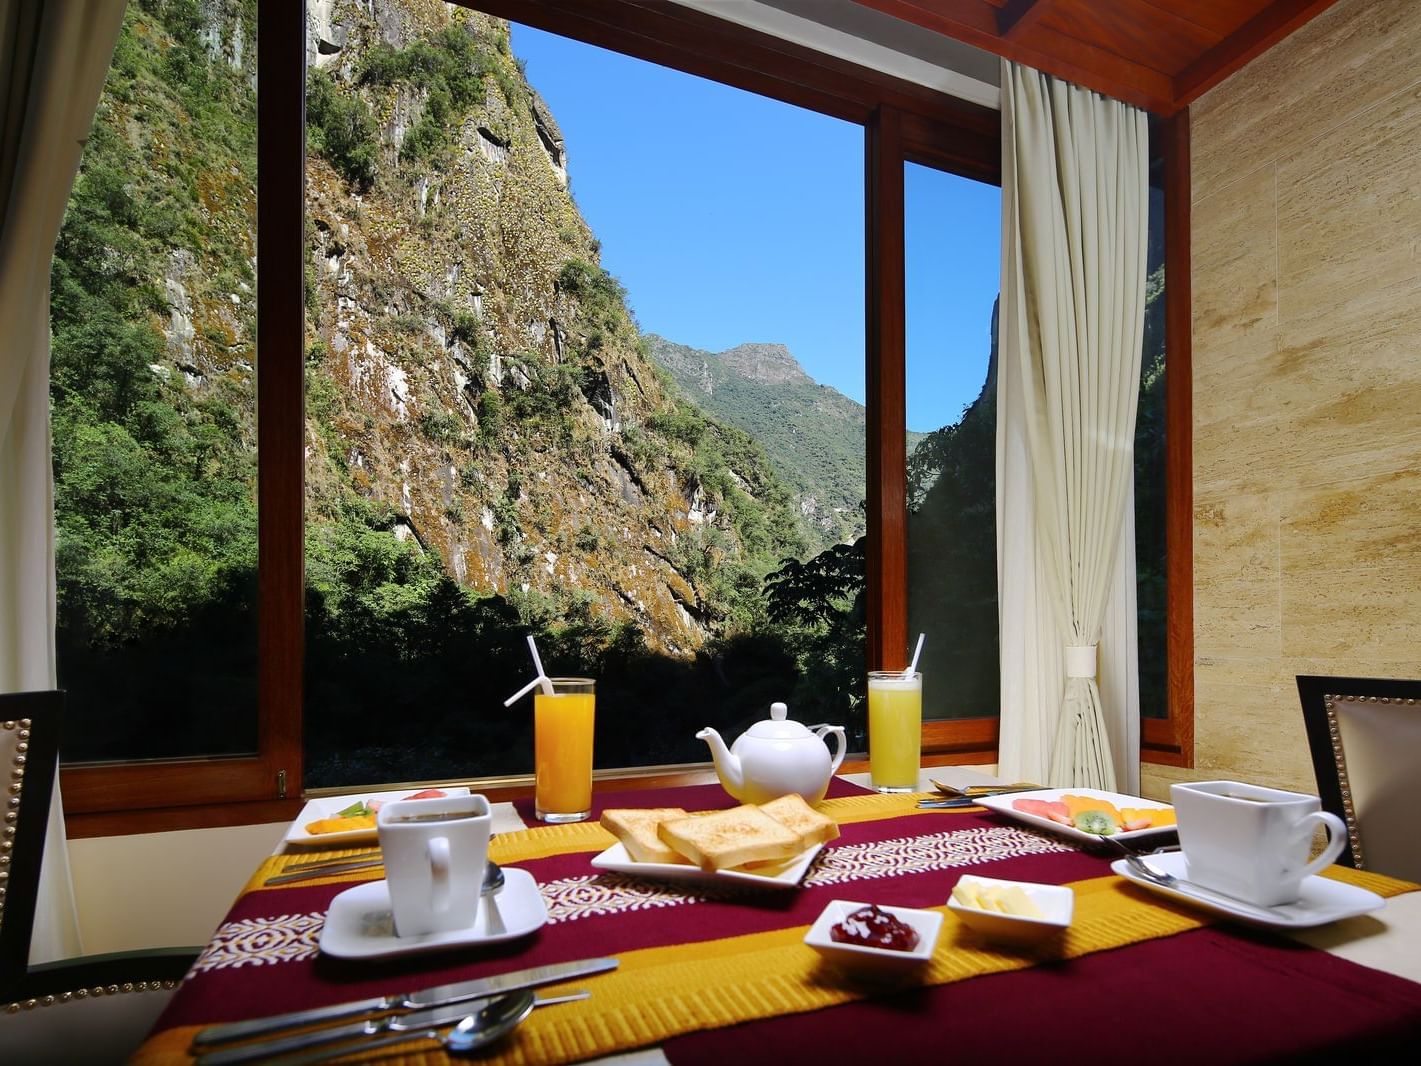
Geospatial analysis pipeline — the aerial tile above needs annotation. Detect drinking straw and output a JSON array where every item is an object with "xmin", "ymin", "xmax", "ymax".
[
  {"xmin": 502, "ymin": 636, "xmax": 557, "ymax": 706},
  {"xmin": 904, "ymin": 633, "xmax": 925, "ymax": 677},
  {"xmin": 526, "ymin": 635, "xmax": 555, "ymax": 695},
  {"xmin": 502, "ymin": 676, "xmax": 543, "ymax": 707}
]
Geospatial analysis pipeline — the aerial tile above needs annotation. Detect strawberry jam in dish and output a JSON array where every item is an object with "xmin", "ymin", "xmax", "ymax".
[{"xmin": 830, "ymin": 904, "xmax": 921, "ymax": 951}]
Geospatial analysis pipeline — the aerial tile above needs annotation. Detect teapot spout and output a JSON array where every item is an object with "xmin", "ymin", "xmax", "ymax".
[{"xmin": 696, "ymin": 727, "xmax": 744, "ymax": 800}]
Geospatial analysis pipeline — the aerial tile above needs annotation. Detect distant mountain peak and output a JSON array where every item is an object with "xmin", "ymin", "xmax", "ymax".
[
  {"xmin": 717, "ymin": 342, "xmax": 811, "ymax": 386},
  {"xmin": 645, "ymin": 334, "xmax": 812, "ymax": 389}
]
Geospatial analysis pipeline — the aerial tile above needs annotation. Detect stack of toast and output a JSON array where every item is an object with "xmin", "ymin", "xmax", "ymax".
[{"xmin": 600, "ymin": 792, "xmax": 839, "ymax": 871}]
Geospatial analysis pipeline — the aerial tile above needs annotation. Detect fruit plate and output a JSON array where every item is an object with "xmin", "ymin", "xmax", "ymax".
[
  {"xmin": 590, "ymin": 841, "xmax": 824, "ymax": 890},
  {"xmin": 976, "ymin": 787, "xmax": 1176, "ymax": 845},
  {"xmin": 284, "ymin": 786, "xmax": 472, "ymax": 847}
]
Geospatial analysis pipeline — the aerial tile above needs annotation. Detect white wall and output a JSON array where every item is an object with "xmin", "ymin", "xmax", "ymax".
[{"xmin": 68, "ymin": 822, "xmax": 287, "ymax": 953}]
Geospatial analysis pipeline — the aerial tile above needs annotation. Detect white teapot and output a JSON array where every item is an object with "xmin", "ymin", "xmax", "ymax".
[{"xmin": 696, "ymin": 702, "xmax": 847, "ymax": 805}]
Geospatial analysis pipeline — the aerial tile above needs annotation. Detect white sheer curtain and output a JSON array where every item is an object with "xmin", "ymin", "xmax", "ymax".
[
  {"xmin": 0, "ymin": 0, "xmax": 126, "ymax": 963},
  {"xmin": 995, "ymin": 60, "xmax": 1148, "ymax": 791}
]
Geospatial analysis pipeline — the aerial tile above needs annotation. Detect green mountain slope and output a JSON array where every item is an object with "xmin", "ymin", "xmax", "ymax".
[{"xmin": 646, "ymin": 334, "xmax": 926, "ymax": 551}]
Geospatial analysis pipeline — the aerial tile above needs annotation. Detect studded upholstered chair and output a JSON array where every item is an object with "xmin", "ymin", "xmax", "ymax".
[
  {"xmin": 1, "ymin": 691, "xmax": 197, "ymax": 1063},
  {"xmin": 1297, "ymin": 675, "xmax": 1421, "ymax": 883}
]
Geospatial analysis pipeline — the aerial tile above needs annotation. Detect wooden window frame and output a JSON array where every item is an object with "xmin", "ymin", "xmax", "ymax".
[
  {"xmin": 63, "ymin": 0, "xmax": 307, "ymax": 838},
  {"xmin": 64, "ymin": 0, "xmax": 1192, "ymax": 836},
  {"xmin": 1141, "ymin": 110, "xmax": 1194, "ymax": 767}
]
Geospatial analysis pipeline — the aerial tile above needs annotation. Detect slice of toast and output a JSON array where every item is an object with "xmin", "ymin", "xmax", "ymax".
[
  {"xmin": 759, "ymin": 792, "xmax": 840, "ymax": 848},
  {"xmin": 599, "ymin": 808, "xmax": 692, "ymax": 864},
  {"xmin": 658, "ymin": 805, "xmax": 802, "ymax": 871}
]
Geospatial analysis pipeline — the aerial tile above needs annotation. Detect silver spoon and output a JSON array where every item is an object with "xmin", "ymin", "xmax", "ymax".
[
  {"xmin": 1117, "ymin": 852, "xmax": 1281, "ymax": 921},
  {"xmin": 483, "ymin": 860, "xmax": 505, "ymax": 895},
  {"xmin": 279, "ymin": 989, "xmax": 588, "ymax": 1065}
]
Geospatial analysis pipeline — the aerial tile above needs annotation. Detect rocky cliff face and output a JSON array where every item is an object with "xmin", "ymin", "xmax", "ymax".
[{"xmin": 300, "ymin": 0, "xmax": 800, "ymax": 654}]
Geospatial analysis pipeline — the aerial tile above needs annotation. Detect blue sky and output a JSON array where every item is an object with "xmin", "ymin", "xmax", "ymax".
[{"xmin": 512, "ymin": 25, "xmax": 1000, "ymax": 433}]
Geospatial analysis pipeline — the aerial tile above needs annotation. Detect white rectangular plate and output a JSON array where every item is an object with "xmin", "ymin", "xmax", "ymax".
[
  {"xmin": 284, "ymin": 786, "xmax": 472, "ymax": 848},
  {"xmin": 590, "ymin": 841, "xmax": 824, "ymax": 889},
  {"xmin": 976, "ymin": 787, "xmax": 1176, "ymax": 845}
]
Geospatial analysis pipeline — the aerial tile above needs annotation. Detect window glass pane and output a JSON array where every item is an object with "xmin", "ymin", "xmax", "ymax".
[
  {"xmin": 302, "ymin": 10, "xmax": 864, "ymax": 786},
  {"xmin": 904, "ymin": 164, "xmax": 1001, "ymax": 721},
  {"xmin": 1136, "ymin": 167, "xmax": 1167, "ymax": 718},
  {"xmin": 54, "ymin": 1, "xmax": 259, "ymax": 763}
]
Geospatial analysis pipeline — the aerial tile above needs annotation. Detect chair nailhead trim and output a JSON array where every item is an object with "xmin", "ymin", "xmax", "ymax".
[
  {"xmin": 2, "ymin": 979, "xmax": 177, "ymax": 1014},
  {"xmin": 1321, "ymin": 692, "xmax": 1420, "ymax": 865},
  {"xmin": 0, "ymin": 719, "xmax": 25, "ymax": 931}
]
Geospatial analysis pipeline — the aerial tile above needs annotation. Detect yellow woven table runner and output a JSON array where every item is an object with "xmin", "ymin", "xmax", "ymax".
[{"xmin": 146, "ymin": 863, "xmax": 1416, "ymax": 1066}]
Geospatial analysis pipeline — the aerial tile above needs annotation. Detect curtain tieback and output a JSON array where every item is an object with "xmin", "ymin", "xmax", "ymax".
[{"xmin": 1064, "ymin": 644, "xmax": 1098, "ymax": 679}]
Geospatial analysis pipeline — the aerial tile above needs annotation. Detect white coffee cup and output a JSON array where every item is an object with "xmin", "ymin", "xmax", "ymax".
[
  {"xmin": 1170, "ymin": 780, "xmax": 1348, "ymax": 907},
  {"xmin": 377, "ymin": 793, "xmax": 491, "ymax": 936}
]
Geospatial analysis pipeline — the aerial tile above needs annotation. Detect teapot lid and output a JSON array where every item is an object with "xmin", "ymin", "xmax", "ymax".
[{"xmin": 744, "ymin": 702, "xmax": 815, "ymax": 741}]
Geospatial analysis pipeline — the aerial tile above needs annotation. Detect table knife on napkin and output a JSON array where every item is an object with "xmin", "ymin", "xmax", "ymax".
[
  {"xmin": 190, "ymin": 956, "xmax": 617, "ymax": 1049},
  {"xmin": 193, "ymin": 991, "xmax": 590, "ymax": 1066},
  {"xmin": 264, "ymin": 858, "xmax": 384, "ymax": 885}
]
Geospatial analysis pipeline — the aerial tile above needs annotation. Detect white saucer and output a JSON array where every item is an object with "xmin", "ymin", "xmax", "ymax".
[
  {"xmin": 1112, "ymin": 852, "xmax": 1385, "ymax": 928},
  {"xmin": 319, "ymin": 867, "xmax": 547, "ymax": 959}
]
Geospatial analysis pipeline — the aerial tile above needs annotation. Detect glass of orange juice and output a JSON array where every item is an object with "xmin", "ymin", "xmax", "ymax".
[
  {"xmin": 868, "ymin": 671, "xmax": 921, "ymax": 793},
  {"xmin": 534, "ymin": 678, "xmax": 595, "ymax": 822}
]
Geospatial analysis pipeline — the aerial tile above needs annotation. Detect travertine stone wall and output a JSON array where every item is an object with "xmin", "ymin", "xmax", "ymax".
[{"xmin": 1143, "ymin": 0, "xmax": 1421, "ymax": 800}]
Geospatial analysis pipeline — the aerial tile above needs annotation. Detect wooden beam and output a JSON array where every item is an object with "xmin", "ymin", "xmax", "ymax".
[
  {"xmin": 865, "ymin": 107, "xmax": 908, "ymax": 673},
  {"xmin": 1143, "ymin": 108, "xmax": 1193, "ymax": 767},
  {"xmin": 465, "ymin": 0, "xmax": 998, "ymax": 135},
  {"xmin": 1172, "ymin": 0, "xmax": 1344, "ymax": 109},
  {"xmin": 852, "ymin": 0, "xmax": 1175, "ymax": 112},
  {"xmin": 995, "ymin": 0, "xmax": 1049, "ymax": 40}
]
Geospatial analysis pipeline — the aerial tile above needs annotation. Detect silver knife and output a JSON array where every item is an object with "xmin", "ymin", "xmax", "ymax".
[
  {"xmin": 194, "ymin": 990, "xmax": 590, "ymax": 1066},
  {"xmin": 264, "ymin": 859, "xmax": 384, "ymax": 886},
  {"xmin": 190, "ymin": 956, "xmax": 618, "ymax": 1048},
  {"xmin": 284, "ymin": 850, "xmax": 381, "ymax": 872}
]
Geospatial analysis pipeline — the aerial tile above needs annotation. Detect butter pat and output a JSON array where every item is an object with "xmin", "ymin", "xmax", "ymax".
[{"xmin": 948, "ymin": 875, "xmax": 1072, "ymax": 943}]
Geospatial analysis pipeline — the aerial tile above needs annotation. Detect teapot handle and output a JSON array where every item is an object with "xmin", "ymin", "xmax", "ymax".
[{"xmin": 811, "ymin": 724, "xmax": 848, "ymax": 776}]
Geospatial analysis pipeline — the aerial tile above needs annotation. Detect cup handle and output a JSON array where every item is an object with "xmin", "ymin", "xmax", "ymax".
[
  {"xmin": 428, "ymin": 836, "xmax": 451, "ymax": 916},
  {"xmin": 1296, "ymin": 811, "xmax": 1349, "ymax": 879}
]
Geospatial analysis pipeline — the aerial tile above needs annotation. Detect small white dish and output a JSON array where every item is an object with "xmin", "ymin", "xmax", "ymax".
[
  {"xmin": 284, "ymin": 786, "xmax": 471, "ymax": 847},
  {"xmin": 590, "ymin": 841, "xmax": 823, "ymax": 890},
  {"xmin": 804, "ymin": 900, "xmax": 942, "ymax": 977},
  {"xmin": 947, "ymin": 874, "xmax": 1074, "ymax": 943},
  {"xmin": 319, "ymin": 867, "xmax": 546, "ymax": 959},
  {"xmin": 977, "ymin": 787, "xmax": 1176, "ymax": 846},
  {"xmin": 1112, "ymin": 852, "xmax": 1385, "ymax": 929}
]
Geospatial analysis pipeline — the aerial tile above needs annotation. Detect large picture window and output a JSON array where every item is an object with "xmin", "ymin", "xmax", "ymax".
[
  {"xmin": 54, "ymin": 1, "xmax": 260, "ymax": 764},
  {"xmin": 300, "ymin": 13, "xmax": 866, "ymax": 786},
  {"xmin": 55, "ymin": 0, "xmax": 1188, "ymax": 832}
]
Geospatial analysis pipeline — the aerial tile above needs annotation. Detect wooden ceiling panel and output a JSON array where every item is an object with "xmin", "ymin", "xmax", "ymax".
[
  {"xmin": 852, "ymin": 0, "xmax": 1344, "ymax": 113},
  {"xmin": 1139, "ymin": 0, "xmax": 1275, "ymax": 39},
  {"xmin": 1033, "ymin": 0, "xmax": 1221, "ymax": 74}
]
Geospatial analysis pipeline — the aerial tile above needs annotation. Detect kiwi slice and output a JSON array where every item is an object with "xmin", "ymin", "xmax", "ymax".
[{"xmin": 1074, "ymin": 809, "xmax": 1117, "ymax": 836}]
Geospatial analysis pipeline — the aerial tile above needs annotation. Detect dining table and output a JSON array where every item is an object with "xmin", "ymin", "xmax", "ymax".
[{"xmin": 133, "ymin": 768, "xmax": 1421, "ymax": 1064}]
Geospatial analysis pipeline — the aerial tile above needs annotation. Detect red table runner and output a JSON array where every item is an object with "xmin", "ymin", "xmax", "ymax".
[{"xmin": 135, "ymin": 782, "xmax": 1421, "ymax": 1064}]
